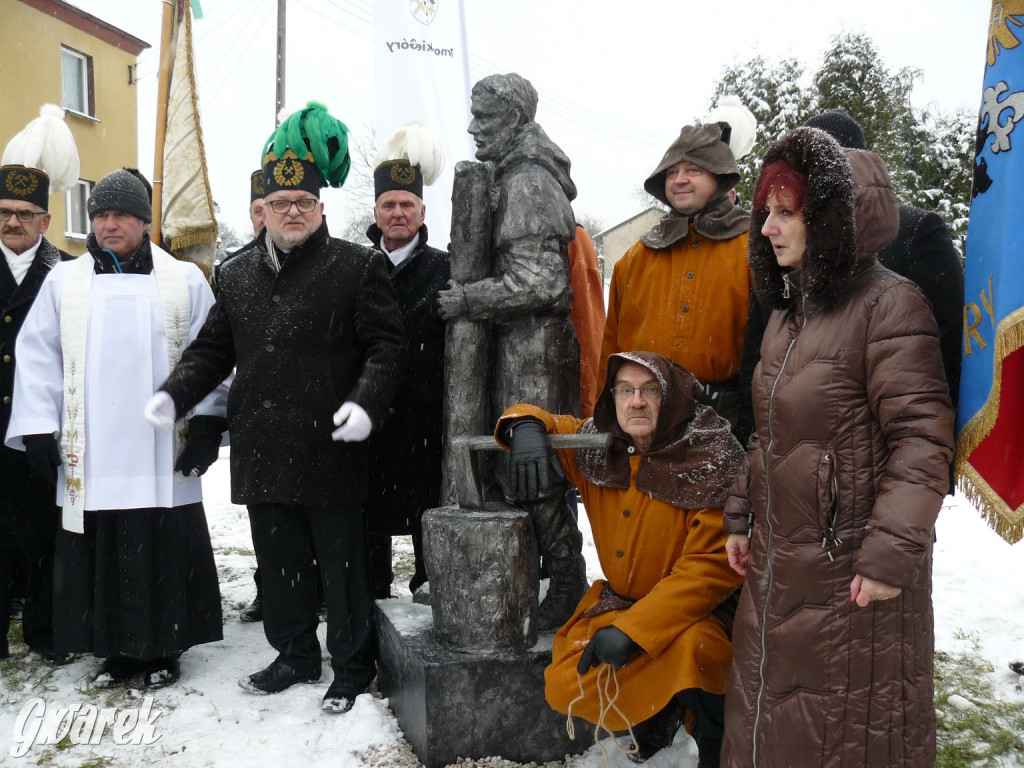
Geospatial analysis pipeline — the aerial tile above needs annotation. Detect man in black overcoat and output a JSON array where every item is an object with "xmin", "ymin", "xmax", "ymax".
[
  {"xmin": 364, "ymin": 146, "xmax": 449, "ymax": 598},
  {"xmin": 148, "ymin": 105, "xmax": 407, "ymax": 714},
  {"xmin": 0, "ymin": 162, "xmax": 67, "ymax": 662}
]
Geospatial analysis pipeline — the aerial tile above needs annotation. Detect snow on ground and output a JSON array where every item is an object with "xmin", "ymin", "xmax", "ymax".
[{"xmin": 2, "ymin": 450, "xmax": 1022, "ymax": 767}]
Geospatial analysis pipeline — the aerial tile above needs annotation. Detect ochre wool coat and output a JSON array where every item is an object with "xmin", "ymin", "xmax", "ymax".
[
  {"xmin": 600, "ymin": 229, "xmax": 750, "ymax": 390},
  {"xmin": 498, "ymin": 372, "xmax": 743, "ymax": 730},
  {"xmin": 568, "ymin": 225, "xmax": 605, "ymax": 418},
  {"xmin": 721, "ymin": 128, "xmax": 955, "ymax": 768}
]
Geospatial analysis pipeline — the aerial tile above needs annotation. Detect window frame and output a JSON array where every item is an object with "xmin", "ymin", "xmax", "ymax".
[
  {"xmin": 60, "ymin": 45, "xmax": 95, "ymax": 117},
  {"xmin": 65, "ymin": 180, "xmax": 93, "ymax": 239}
]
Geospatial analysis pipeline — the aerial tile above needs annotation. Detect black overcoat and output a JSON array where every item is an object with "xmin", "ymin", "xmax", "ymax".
[
  {"xmin": 1, "ymin": 237, "xmax": 67, "ymax": 534},
  {"xmin": 365, "ymin": 224, "xmax": 449, "ymax": 533},
  {"xmin": 161, "ymin": 222, "xmax": 407, "ymax": 505}
]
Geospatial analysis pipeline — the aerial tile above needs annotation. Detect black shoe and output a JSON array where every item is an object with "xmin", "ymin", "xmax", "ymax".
[
  {"xmin": 1011, "ymin": 661, "xmax": 1024, "ymax": 676},
  {"xmin": 627, "ymin": 700, "xmax": 683, "ymax": 763},
  {"xmin": 92, "ymin": 656, "xmax": 146, "ymax": 689},
  {"xmin": 321, "ymin": 679, "xmax": 364, "ymax": 715},
  {"xmin": 145, "ymin": 658, "xmax": 181, "ymax": 689},
  {"xmin": 10, "ymin": 597, "xmax": 25, "ymax": 620},
  {"xmin": 239, "ymin": 660, "xmax": 320, "ymax": 694},
  {"xmin": 239, "ymin": 596, "xmax": 263, "ymax": 623},
  {"xmin": 31, "ymin": 646, "xmax": 75, "ymax": 666},
  {"xmin": 537, "ymin": 562, "xmax": 589, "ymax": 631}
]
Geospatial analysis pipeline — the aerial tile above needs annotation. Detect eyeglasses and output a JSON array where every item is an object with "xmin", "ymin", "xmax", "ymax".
[
  {"xmin": 0, "ymin": 208, "xmax": 46, "ymax": 223},
  {"xmin": 265, "ymin": 198, "xmax": 319, "ymax": 215},
  {"xmin": 610, "ymin": 384, "xmax": 662, "ymax": 401}
]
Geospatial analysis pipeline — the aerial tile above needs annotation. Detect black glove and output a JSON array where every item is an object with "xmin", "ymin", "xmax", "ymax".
[
  {"xmin": 174, "ymin": 416, "xmax": 227, "ymax": 477},
  {"xmin": 24, "ymin": 434, "xmax": 61, "ymax": 486},
  {"xmin": 577, "ymin": 626, "xmax": 641, "ymax": 674},
  {"xmin": 507, "ymin": 418, "xmax": 564, "ymax": 503}
]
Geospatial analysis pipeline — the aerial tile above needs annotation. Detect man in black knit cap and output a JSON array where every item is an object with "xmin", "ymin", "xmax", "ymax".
[{"xmin": 7, "ymin": 166, "xmax": 227, "ymax": 689}]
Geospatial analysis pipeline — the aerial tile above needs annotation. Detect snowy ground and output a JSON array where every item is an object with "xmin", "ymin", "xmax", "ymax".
[{"xmin": 2, "ymin": 448, "xmax": 1023, "ymax": 767}]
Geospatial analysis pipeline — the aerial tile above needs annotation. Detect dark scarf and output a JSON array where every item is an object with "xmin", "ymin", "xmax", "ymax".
[
  {"xmin": 86, "ymin": 232, "xmax": 154, "ymax": 274},
  {"xmin": 576, "ymin": 352, "xmax": 743, "ymax": 509},
  {"xmin": 640, "ymin": 195, "xmax": 750, "ymax": 250}
]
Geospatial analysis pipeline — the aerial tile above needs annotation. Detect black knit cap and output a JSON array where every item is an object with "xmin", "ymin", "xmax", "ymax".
[
  {"xmin": 88, "ymin": 168, "xmax": 153, "ymax": 222},
  {"xmin": 0, "ymin": 164, "xmax": 50, "ymax": 210},
  {"xmin": 803, "ymin": 109, "xmax": 867, "ymax": 150},
  {"xmin": 373, "ymin": 159, "xmax": 423, "ymax": 200},
  {"xmin": 250, "ymin": 169, "xmax": 265, "ymax": 202}
]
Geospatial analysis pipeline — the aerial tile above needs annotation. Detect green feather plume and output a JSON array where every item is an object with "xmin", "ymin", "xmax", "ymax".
[{"xmin": 261, "ymin": 102, "xmax": 351, "ymax": 188}]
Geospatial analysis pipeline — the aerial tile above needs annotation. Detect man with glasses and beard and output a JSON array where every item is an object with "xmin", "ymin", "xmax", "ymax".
[{"xmin": 147, "ymin": 103, "xmax": 406, "ymax": 715}]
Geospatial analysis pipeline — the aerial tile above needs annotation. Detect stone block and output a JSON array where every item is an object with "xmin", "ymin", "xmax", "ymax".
[{"xmin": 376, "ymin": 598, "xmax": 586, "ymax": 768}]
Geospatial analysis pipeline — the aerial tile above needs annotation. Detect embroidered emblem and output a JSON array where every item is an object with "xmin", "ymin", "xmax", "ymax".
[
  {"xmin": 391, "ymin": 163, "xmax": 416, "ymax": 186},
  {"xmin": 4, "ymin": 169, "xmax": 38, "ymax": 198},
  {"xmin": 274, "ymin": 158, "xmax": 305, "ymax": 187}
]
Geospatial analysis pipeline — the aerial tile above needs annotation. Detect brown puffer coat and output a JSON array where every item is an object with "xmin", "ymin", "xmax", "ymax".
[{"xmin": 721, "ymin": 128, "xmax": 955, "ymax": 768}]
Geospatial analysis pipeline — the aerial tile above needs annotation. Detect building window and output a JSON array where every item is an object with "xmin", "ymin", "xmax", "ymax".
[
  {"xmin": 61, "ymin": 46, "xmax": 94, "ymax": 116},
  {"xmin": 65, "ymin": 181, "xmax": 92, "ymax": 238}
]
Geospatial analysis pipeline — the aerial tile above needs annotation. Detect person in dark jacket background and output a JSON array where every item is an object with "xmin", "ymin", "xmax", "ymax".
[
  {"xmin": 722, "ymin": 127, "xmax": 954, "ymax": 768},
  {"xmin": 0, "ymin": 106, "xmax": 79, "ymax": 662},
  {"xmin": 364, "ymin": 123, "xmax": 449, "ymax": 598},
  {"xmin": 147, "ymin": 103, "xmax": 406, "ymax": 715}
]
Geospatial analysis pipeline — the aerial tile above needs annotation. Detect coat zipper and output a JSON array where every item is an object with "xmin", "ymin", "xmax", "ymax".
[{"xmin": 751, "ymin": 294, "xmax": 805, "ymax": 767}]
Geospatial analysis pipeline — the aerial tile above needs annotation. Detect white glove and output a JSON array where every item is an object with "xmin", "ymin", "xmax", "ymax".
[
  {"xmin": 332, "ymin": 401, "xmax": 372, "ymax": 442},
  {"xmin": 143, "ymin": 391, "xmax": 177, "ymax": 431}
]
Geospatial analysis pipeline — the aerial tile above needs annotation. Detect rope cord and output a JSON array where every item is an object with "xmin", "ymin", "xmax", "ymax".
[{"xmin": 566, "ymin": 664, "xmax": 640, "ymax": 767}]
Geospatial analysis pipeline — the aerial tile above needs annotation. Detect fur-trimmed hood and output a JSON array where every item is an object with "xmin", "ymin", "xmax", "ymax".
[{"xmin": 748, "ymin": 127, "xmax": 859, "ymax": 310}]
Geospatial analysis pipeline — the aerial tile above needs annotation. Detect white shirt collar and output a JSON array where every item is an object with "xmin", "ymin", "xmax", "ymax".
[
  {"xmin": 0, "ymin": 235, "xmax": 42, "ymax": 285},
  {"xmin": 380, "ymin": 232, "xmax": 419, "ymax": 267}
]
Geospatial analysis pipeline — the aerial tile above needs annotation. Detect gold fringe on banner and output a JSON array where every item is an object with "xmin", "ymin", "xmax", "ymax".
[
  {"xmin": 957, "ymin": 308, "xmax": 1024, "ymax": 458},
  {"xmin": 955, "ymin": 307, "xmax": 1024, "ymax": 544},
  {"xmin": 956, "ymin": 462, "xmax": 1024, "ymax": 544},
  {"xmin": 167, "ymin": 224, "xmax": 217, "ymax": 252}
]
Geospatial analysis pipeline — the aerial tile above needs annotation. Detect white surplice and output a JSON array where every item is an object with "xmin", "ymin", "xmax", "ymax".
[{"xmin": 5, "ymin": 252, "xmax": 227, "ymax": 528}]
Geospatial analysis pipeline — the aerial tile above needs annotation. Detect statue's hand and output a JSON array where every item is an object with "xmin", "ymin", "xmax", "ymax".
[{"xmin": 437, "ymin": 280, "xmax": 469, "ymax": 320}]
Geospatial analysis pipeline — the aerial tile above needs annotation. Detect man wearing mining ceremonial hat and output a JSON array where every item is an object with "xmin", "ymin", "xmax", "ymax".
[
  {"xmin": 364, "ymin": 122, "xmax": 450, "ymax": 599},
  {"xmin": 148, "ymin": 102, "xmax": 406, "ymax": 714},
  {"xmin": 0, "ymin": 105, "xmax": 79, "ymax": 663},
  {"xmin": 248, "ymin": 168, "xmax": 266, "ymax": 236}
]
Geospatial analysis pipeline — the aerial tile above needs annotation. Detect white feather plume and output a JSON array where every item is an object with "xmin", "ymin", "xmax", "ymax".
[
  {"xmin": 706, "ymin": 96, "xmax": 757, "ymax": 160},
  {"xmin": 2, "ymin": 104, "xmax": 81, "ymax": 193},
  {"xmin": 373, "ymin": 121, "xmax": 445, "ymax": 186}
]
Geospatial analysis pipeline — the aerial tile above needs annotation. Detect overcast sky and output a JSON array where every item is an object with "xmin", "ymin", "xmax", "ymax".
[{"xmin": 67, "ymin": 0, "xmax": 991, "ymax": 240}]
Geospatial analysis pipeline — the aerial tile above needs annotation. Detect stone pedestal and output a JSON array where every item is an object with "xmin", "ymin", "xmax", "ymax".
[
  {"xmin": 376, "ymin": 598, "xmax": 587, "ymax": 768},
  {"xmin": 423, "ymin": 504, "xmax": 537, "ymax": 653}
]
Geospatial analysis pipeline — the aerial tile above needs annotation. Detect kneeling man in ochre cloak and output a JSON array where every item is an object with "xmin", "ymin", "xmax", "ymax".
[
  {"xmin": 494, "ymin": 352, "xmax": 743, "ymax": 767},
  {"xmin": 6, "ymin": 168, "xmax": 227, "ymax": 689}
]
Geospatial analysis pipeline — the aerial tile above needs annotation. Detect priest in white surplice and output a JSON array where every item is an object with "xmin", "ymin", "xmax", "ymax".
[{"xmin": 5, "ymin": 169, "xmax": 226, "ymax": 690}]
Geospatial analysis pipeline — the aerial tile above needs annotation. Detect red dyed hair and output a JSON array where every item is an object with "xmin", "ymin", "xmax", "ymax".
[{"xmin": 753, "ymin": 161, "xmax": 807, "ymax": 213}]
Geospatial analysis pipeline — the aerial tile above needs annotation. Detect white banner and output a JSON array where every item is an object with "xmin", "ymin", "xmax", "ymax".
[{"xmin": 374, "ymin": 0, "xmax": 475, "ymax": 249}]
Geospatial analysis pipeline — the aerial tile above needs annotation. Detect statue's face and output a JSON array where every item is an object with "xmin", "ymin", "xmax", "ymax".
[{"xmin": 468, "ymin": 94, "xmax": 519, "ymax": 162}]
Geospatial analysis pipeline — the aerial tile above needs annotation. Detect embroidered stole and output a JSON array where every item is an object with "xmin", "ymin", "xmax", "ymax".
[{"xmin": 58, "ymin": 246, "xmax": 191, "ymax": 532}]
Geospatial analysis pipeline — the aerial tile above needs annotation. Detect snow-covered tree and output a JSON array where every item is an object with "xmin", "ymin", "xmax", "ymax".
[{"xmin": 711, "ymin": 32, "xmax": 972, "ymax": 254}]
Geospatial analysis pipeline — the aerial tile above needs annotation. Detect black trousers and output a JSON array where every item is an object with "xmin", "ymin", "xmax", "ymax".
[
  {"xmin": 676, "ymin": 688, "xmax": 725, "ymax": 766},
  {"xmin": 0, "ymin": 541, "xmax": 55, "ymax": 654},
  {"xmin": 248, "ymin": 503, "xmax": 375, "ymax": 690},
  {"xmin": 0, "ymin": 453, "xmax": 59, "ymax": 654}
]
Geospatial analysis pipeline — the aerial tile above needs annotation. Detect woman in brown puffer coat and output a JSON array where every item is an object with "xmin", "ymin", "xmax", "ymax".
[{"xmin": 720, "ymin": 127, "xmax": 955, "ymax": 768}]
